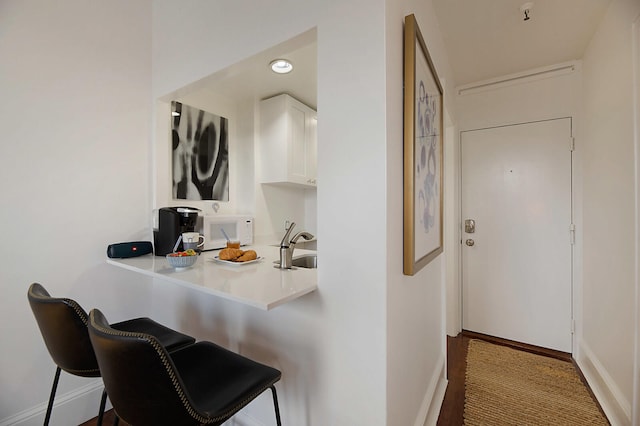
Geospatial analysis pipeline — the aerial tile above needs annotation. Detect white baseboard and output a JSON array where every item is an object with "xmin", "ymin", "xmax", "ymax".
[
  {"xmin": 415, "ymin": 354, "xmax": 447, "ymax": 426},
  {"xmin": 576, "ymin": 341, "xmax": 631, "ymax": 426},
  {"xmin": 221, "ymin": 412, "xmax": 262, "ymax": 426},
  {"xmin": 226, "ymin": 413, "xmax": 264, "ymax": 426},
  {"xmin": 0, "ymin": 379, "xmax": 108, "ymax": 426}
]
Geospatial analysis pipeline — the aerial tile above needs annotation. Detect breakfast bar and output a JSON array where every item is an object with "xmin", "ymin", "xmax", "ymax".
[{"xmin": 106, "ymin": 245, "xmax": 318, "ymax": 310}]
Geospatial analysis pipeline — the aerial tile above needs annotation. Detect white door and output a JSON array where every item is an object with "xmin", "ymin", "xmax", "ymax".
[{"xmin": 461, "ymin": 118, "xmax": 573, "ymax": 352}]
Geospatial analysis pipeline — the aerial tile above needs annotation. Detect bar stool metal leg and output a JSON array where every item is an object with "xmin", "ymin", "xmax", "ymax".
[
  {"xmin": 44, "ymin": 367, "xmax": 61, "ymax": 425},
  {"xmin": 96, "ymin": 388, "xmax": 108, "ymax": 426},
  {"xmin": 271, "ymin": 385, "xmax": 282, "ymax": 426}
]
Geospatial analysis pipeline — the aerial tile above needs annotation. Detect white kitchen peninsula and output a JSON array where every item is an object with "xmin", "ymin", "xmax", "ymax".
[{"xmin": 106, "ymin": 245, "xmax": 317, "ymax": 310}]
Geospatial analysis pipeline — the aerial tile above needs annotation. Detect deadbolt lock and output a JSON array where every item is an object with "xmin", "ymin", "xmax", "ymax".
[
  {"xmin": 465, "ymin": 239, "xmax": 475, "ymax": 247},
  {"xmin": 465, "ymin": 219, "xmax": 476, "ymax": 233}
]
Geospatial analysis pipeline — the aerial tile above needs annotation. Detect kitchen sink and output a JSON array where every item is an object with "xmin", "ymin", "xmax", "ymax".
[
  {"xmin": 291, "ymin": 254, "xmax": 317, "ymax": 269},
  {"xmin": 274, "ymin": 254, "xmax": 318, "ymax": 269}
]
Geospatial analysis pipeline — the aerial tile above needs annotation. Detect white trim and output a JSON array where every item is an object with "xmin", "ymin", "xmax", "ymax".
[
  {"xmin": 0, "ymin": 379, "xmax": 106, "ymax": 426},
  {"xmin": 414, "ymin": 354, "xmax": 447, "ymax": 426},
  {"xmin": 456, "ymin": 61, "xmax": 579, "ymax": 96},
  {"xmin": 444, "ymin": 118, "xmax": 461, "ymax": 337},
  {"xmin": 577, "ymin": 341, "xmax": 631, "ymax": 425},
  {"xmin": 632, "ymin": 13, "xmax": 640, "ymax": 426},
  {"xmin": 424, "ymin": 377, "xmax": 447, "ymax": 426},
  {"xmin": 227, "ymin": 412, "xmax": 264, "ymax": 426}
]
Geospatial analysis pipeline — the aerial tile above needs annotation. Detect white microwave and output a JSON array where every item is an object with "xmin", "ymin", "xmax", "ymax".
[{"xmin": 198, "ymin": 215, "xmax": 253, "ymax": 251}]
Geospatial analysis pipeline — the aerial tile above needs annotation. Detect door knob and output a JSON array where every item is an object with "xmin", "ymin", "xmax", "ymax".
[{"xmin": 465, "ymin": 239, "xmax": 475, "ymax": 247}]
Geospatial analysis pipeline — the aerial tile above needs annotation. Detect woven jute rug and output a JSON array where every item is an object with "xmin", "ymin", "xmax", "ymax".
[{"xmin": 464, "ymin": 339, "xmax": 609, "ymax": 425}]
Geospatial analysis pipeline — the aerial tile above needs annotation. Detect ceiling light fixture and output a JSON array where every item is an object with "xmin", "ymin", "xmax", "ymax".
[
  {"xmin": 270, "ymin": 59, "xmax": 293, "ymax": 74},
  {"xmin": 520, "ymin": 2, "xmax": 533, "ymax": 21}
]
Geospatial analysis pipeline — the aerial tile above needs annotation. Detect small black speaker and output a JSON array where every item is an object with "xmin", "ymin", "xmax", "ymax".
[{"xmin": 107, "ymin": 241, "xmax": 153, "ymax": 258}]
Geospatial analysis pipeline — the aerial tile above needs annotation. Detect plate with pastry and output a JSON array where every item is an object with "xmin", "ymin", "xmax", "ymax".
[{"xmin": 211, "ymin": 248, "xmax": 262, "ymax": 266}]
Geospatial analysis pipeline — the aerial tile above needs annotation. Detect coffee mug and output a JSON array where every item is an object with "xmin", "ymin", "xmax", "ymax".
[{"xmin": 182, "ymin": 232, "xmax": 205, "ymax": 250}]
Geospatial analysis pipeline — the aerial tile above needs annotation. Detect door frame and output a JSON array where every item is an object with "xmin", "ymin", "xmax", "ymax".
[
  {"xmin": 632, "ymin": 13, "xmax": 640, "ymax": 426},
  {"xmin": 456, "ymin": 117, "xmax": 576, "ymax": 352}
]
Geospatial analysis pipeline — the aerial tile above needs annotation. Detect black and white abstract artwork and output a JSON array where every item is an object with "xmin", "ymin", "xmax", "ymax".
[{"xmin": 171, "ymin": 101, "xmax": 229, "ymax": 201}]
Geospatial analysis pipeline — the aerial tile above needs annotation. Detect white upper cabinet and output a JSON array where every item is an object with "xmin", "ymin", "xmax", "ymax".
[{"xmin": 258, "ymin": 94, "xmax": 317, "ymax": 188}]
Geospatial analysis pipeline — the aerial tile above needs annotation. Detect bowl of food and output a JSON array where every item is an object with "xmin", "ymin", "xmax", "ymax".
[{"xmin": 166, "ymin": 249, "xmax": 198, "ymax": 268}]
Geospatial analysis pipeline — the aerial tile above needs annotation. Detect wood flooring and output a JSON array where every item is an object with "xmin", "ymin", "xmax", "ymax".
[
  {"xmin": 436, "ymin": 332, "xmax": 471, "ymax": 425},
  {"xmin": 78, "ymin": 409, "xmax": 122, "ymax": 426}
]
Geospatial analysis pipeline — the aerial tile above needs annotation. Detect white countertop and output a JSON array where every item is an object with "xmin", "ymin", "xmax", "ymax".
[{"xmin": 106, "ymin": 245, "xmax": 317, "ymax": 310}]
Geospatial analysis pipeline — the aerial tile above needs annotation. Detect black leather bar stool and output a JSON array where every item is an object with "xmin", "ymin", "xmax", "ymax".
[
  {"xmin": 27, "ymin": 283, "xmax": 196, "ymax": 426},
  {"xmin": 88, "ymin": 308, "xmax": 283, "ymax": 426}
]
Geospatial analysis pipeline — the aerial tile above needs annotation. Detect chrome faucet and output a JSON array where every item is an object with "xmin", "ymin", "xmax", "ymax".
[{"xmin": 278, "ymin": 222, "xmax": 314, "ymax": 269}]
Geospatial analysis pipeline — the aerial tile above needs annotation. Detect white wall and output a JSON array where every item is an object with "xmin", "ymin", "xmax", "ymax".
[
  {"xmin": 579, "ymin": 0, "xmax": 640, "ymax": 424},
  {"xmin": 318, "ymin": 0, "xmax": 388, "ymax": 421},
  {"xmin": 0, "ymin": 0, "xmax": 452, "ymax": 424},
  {"xmin": 0, "ymin": 1, "xmax": 154, "ymax": 424},
  {"xmin": 152, "ymin": 0, "xmax": 390, "ymax": 424},
  {"xmin": 384, "ymin": 1, "xmax": 457, "ymax": 424},
  {"xmin": 152, "ymin": 0, "xmax": 452, "ymax": 424},
  {"xmin": 455, "ymin": 63, "xmax": 582, "ymax": 129}
]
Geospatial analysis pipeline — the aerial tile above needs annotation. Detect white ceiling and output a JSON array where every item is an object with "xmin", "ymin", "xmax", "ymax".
[
  {"xmin": 197, "ymin": 29, "xmax": 317, "ymax": 110},
  {"xmin": 196, "ymin": 1, "xmax": 612, "ymax": 106},
  {"xmin": 432, "ymin": 0, "xmax": 612, "ymax": 86}
]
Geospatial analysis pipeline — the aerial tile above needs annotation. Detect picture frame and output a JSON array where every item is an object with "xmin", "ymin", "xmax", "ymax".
[{"xmin": 403, "ymin": 13, "xmax": 444, "ymax": 276}]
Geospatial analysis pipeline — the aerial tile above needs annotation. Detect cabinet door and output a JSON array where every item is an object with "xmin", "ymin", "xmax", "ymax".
[
  {"xmin": 258, "ymin": 94, "xmax": 317, "ymax": 188},
  {"xmin": 305, "ymin": 112, "xmax": 317, "ymax": 186},
  {"xmin": 288, "ymin": 102, "xmax": 308, "ymax": 184}
]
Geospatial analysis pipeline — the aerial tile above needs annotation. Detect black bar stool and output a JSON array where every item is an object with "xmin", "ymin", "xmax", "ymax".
[
  {"xmin": 27, "ymin": 282, "xmax": 196, "ymax": 425},
  {"xmin": 88, "ymin": 308, "xmax": 282, "ymax": 426}
]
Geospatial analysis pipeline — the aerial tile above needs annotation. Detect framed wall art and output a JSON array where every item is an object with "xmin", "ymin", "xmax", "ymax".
[
  {"xmin": 171, "ymin": 101, "xmax": 229, "ymax": 201},
  {"xmin": 403, "ymin": 14, "xmax": 444, "ymax": 276}
]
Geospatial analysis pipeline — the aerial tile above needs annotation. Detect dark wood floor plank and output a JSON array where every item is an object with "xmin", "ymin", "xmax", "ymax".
[
  {"xmin": 78, "ymin": 409, "xmax": 124, "ymax": 426},
  {"xmin": 461, "ymin": 330, "xmax": 571, "ymax": 361},
  {"xmin": 436, "ymin": 334, "xmax": 468, "ymax": 426}
]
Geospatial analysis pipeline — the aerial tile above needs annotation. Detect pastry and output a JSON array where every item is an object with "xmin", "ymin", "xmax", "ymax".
[
  {"xmin": 219, "ymin": 248, "xmax": 243, "ymax": 261},
  {"xmin": 235, "ymin": 250, "xmax": 257, "ymax": 262}
]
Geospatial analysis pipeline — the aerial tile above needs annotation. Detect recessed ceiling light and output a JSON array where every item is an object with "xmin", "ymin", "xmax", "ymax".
[{"xmin": 270, "ymin": 59, "xmax": 293, "ymax": 74}]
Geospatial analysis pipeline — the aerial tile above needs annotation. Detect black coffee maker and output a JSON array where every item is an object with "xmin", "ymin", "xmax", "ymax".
[{"xmin": 153, "ymin": 207, "xmax": 201, "ymax": 256}]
